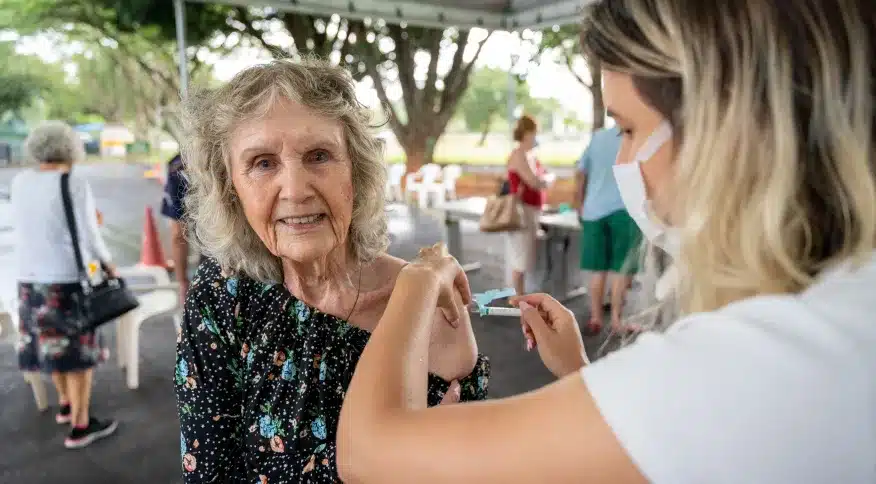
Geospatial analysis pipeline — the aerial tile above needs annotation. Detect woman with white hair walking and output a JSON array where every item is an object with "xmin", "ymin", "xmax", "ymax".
[
  {"xmin": 11, "ymin": 121, "xmax": 118, "ymax": 448},
  {"xmin": 174, "ymin": 59, "xmax": 489, "ymax": 483}
]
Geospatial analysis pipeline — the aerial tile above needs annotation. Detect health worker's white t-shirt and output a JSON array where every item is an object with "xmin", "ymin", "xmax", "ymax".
[{"xmin": 582, "ymin": 253, "xmax": 876, "ymax": 484}]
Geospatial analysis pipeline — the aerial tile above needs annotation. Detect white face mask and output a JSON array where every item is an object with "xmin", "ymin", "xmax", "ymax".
[{"xmin": 612, "ymin": 121, "xmax": 680, "ymax": 256}]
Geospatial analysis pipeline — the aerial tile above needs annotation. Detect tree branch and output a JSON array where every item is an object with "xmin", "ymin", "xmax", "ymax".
[
  {"xmin": 366, "ymin": 61, "xmax": 406, "ymax": 140},
  {"xmin": 440, "ymin": 29, "xmax": 470, "ymax": 111},
  {"xmin": 235, "ymin": 7, "xmax": 280, "ymax": 56},
  {"xmin": 438, "ymin": 30, "xmax": 492, "ymax": 118},
  {"xmin": 421, "ymin": 29, "xmax": 442, "ymax": 115},
  {"xmin": 564, "ymin": 52, "xmax": 591, "ymax": 89},
  {"xmin": 387, "ymin": 24, "xmax": 417, "ymax": 122},
  {"xmin": 283, "ymin": 14, "xmax": 315, "ymax": 58},
  {"xmin": 336, "ymin": 19, "xmax": 361, "ymax": 67}
]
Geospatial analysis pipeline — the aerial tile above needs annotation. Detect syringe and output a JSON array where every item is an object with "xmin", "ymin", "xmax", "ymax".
[{"xmin": 468, "ymin": 303, "xmax": 522, "ymax": 317}]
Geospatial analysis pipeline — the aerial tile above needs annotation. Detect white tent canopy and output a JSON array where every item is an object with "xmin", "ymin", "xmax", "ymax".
[
  {"xmin": 186, "ymin": 0, "xmax": 589, "ymax": 31},
  {"xmin": 173, "ymin": 0, "xmax": 590, "ymax": 94}
]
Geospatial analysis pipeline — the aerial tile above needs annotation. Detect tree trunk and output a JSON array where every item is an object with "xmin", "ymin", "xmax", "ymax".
[
  {"xmin": 160, "ymin": 105, "xmax": 184, "ymax": 144},
  {"xmin": 588, "ymin": 59, "xmax": 605, "ymax": 132},
  {"xmin": 401, "ymin": 131, "xmax": 438, "ymax": 174},
  {"xmin": 478, "ymin": 113, "xmax": 494, "ymax": 146}
]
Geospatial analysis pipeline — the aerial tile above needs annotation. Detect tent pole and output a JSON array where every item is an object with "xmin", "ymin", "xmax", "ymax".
[
  {"xmin": 174, "ymin": 0, "xmax": 189, "ymax": 98},
  {"xmin": 507, "ymin": 33, "xmax": 520, "ymax": 124}
]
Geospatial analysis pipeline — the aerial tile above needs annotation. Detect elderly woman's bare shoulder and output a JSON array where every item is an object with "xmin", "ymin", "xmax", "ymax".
[
  {"xmin": 352, "ymin": 254, "xmax": 418, "ymax": 322},
  {"xmin": 358, "ymin": 254, "xmax": 406, "ymax": 299}
]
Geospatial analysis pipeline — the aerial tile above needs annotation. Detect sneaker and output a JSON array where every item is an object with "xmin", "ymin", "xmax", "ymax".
[
  {"xmin": 55, "ymin": 404, "xmax": 71, "ymax": 424},
  {"xmin": 64, "ymin": 418, "xmax": 118, "ymax": 449}
]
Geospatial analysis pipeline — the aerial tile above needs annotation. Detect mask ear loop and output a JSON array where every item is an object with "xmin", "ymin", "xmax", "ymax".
[
  {"xmin": 630, "ymin": 121, "xmax": 674, "ymax": 220},
  {"xmin": 634, "ymin": 121, "xmax": 673, "ymax": 163}
]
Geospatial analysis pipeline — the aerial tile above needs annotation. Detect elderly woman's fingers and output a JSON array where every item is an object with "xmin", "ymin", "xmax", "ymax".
[
  {"xmin": 439, "ymin": 380, "xmax": 461, "ymax": 405},
  {"xmin": 452, "ymin": 259, "xmax": 473, "ymax": 305},
  {"xmin": 440, "ymin": 306, "xmax": 460, "ymax": 328}
]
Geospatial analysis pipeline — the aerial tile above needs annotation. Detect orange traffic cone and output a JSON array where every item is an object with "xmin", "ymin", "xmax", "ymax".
[{"xmin": 140, "ymin": 206, "xmax": 169, "ymax": 269}]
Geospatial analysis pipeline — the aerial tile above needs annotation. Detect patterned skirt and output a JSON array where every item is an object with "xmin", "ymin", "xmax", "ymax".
[{"xmin": 16, "ymin": 282, "xmax": 108, "ymax": 373}]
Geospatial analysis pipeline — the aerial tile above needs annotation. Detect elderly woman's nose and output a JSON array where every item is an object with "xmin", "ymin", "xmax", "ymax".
[{"xmin": 276, "ymin": 160, "xmax": 316, "ymax": 198}]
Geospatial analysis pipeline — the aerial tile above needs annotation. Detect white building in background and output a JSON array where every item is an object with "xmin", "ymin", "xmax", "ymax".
[{"xmin": 99, "ymin": 124, "xmax": 135, "ymax": 157}]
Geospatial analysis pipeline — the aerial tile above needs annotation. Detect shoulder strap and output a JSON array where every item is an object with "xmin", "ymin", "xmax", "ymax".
[{"xmin": 60, "ymin": 173, "xmax": 89, "ymax": 281}]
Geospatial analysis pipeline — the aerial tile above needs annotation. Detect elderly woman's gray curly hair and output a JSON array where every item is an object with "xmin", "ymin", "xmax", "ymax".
[
  {"xmin": 25, "ymin": 121, "xmax": 85, "ymax": 164},
  {"xmin": 180, "ymin": 59, "xmax": 389, "ymax": 283}
]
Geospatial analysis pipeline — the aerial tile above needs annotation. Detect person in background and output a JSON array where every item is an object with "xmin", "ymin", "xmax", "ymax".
[
  {"xmin": 12, "ymin": 121, "xmax": 118, "ymax": 449},
  {"xmin": 505, "ymin": 115, "xmax": 550, "ymax": 296},
  {"xmin": 160, "ymin": 153, "xmax": 191, "ymax": 305},
  {"xmin": 574, "ymin": 126, "xmax": 642, "ymax": 334},
  {"xmin": 336, "ymin": 0, "xmax": 876, "ymax": 482}
]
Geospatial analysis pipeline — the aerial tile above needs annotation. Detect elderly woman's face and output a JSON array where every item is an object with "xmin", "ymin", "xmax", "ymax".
[{"xmin": 228, "ymin": 98, "xmax": 354, "ymax": 264}]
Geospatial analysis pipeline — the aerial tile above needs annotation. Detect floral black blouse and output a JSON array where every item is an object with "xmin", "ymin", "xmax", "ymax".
[{"xmin": 175, "ymin": 258, "xmax": 490, "ymax": 483}]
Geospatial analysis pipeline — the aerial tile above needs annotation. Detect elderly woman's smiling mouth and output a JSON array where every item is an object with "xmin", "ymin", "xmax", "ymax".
[{"xmin": 275, "ymin": 212, "xmax": 328, "ymax": 232}]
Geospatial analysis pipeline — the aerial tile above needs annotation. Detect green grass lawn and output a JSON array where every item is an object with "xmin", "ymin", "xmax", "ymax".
[
  {"xmin": 85, "ymin": 152, "xmax": 173, "ymax": 165},
  {"xmin": 78, "ymin": 132, "xmax": 587, "ymax": 168},
  {"xmin": 384, "ymin": 152, "xmax": 577, "ymax": 167},
  {"xmin": 383, "ymin": 132, "xmax": 584, "ymax": 167}
]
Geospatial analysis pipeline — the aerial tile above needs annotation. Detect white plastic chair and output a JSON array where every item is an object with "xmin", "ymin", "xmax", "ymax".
[
  {"xmin": 385, "ymin": 163, "xmax": 406, "ymax": 201},
  {"xmin": 405, "ymin": 163, "xmax": 443, "ymax": 207},
  {"xmin": 116, "ymin": 265, "xmax": 179, "ymax": 389},
  {"xmin": 0, "ymin": 297, "xmax": 49, "ymax": 412},
  {"xmin": 440, "ymin": 164, "xmax": 463, "ymax": 202}
]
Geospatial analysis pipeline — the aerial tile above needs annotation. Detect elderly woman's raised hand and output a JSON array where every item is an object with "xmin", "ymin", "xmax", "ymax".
[
  {"xmin": 403, "ymin": 242, "xmax": 473, "ymax": 326},
  {"xmin": 400, "ymin": 243, "xmax": 478, "ymax": 382}
]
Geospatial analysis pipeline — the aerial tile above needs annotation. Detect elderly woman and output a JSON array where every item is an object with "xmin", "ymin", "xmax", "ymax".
[
  {"xmin": 11, "ymin": 121, "xmax": 118, "ymax": 448},
  {"xmin": 174, "ymin": 59, "xmax": 490, "ymax": 483}
]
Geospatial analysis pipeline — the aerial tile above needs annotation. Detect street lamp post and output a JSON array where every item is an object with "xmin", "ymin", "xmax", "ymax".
[
  {"xmin": 507, "ymin": 51, "xmax": 520, "ymax": 124},
  {"xmin": 174, "ymin": 0, "xmax": 188, "ymax": 98}
]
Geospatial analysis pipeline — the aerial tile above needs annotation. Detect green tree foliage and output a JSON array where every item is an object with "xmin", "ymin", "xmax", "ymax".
[
  {"xmin": 19, "ymin": 1, "xmax": 492, "ymax": 170},
  {"xmin": 213, "ymin": 8, "xmax": 493, "ymax": 169},
  {"xmin": 0, "ymin": 0, "xmax": 232, "ymax": 141},
  {"xmin": 3, "ymin": 1, "xmax": 495, "ymax": 168},
  {"xmin": 0, "ymin": 72, "xmax": 46, "ymax": 116},
  {"xmin": 0, "ymin": 40, "xmax": 67, "ymax": 118},
  {"xmin": 538, "ymin": 25, "xmax": 604, "ymax": 132},
  {"xmin": 457, "ymin": 67, "xmax": 534, "ymax": 146}
]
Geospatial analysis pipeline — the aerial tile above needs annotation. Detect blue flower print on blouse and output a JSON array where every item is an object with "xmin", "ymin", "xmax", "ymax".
[
  {"xmin": 318, "ymin": 359, "xmax": 328, "ymax": 381},
  {"xmin": 311, "ymin": 416, "xmax": 327, "ymax": 440},
  {"xmin": 174, "ymin": 358, "xmax": 189, "ymax": 385},
  {"xmin": 180, "ymin": 432, "xmax": 186, "ymax": 457},
  {"xmin": 281, "ymin": 358, "xmax": 296, "ymax": 381},
  {"xmin": 259, "ymin": 415, "xmax": 277, "ymax": 439},
  {"xmin": 293, "ymin": 300, "xmax": 311, "ymax": 322},
  {"xmin": 226, "ymin": 277, "xmax": 238, "ymax": 297},
  {"xmin": 174, "ymin": 258, "xmax": 490, "ymax": 483}
]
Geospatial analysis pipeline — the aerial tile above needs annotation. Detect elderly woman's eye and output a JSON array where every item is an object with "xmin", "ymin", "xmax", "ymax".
[
  {"xmin": 254, "ymin": 158, "xmax": 274, "ymax": 170},
  {"xmin": 307, "ymin": 149, "xmax": 332, "ymax": 164}
]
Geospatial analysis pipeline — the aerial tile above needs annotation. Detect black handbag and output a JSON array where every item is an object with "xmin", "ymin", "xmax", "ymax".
[{"xmin": 60, "ymin": 173, "xmax": 139, "ymax": 331}]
